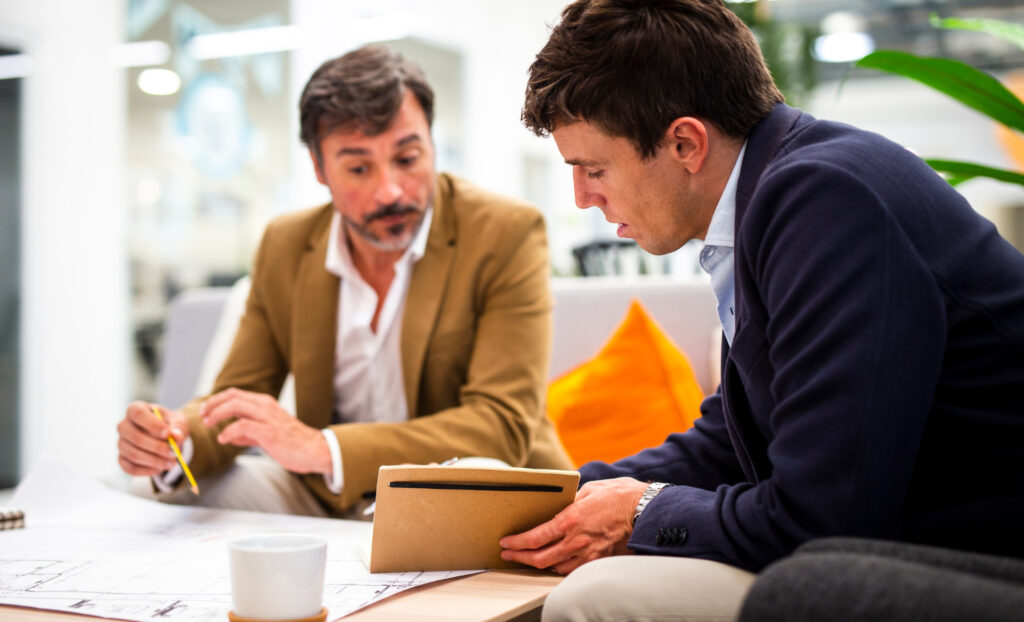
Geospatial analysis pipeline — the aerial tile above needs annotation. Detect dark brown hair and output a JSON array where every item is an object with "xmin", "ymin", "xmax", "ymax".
[
  {"xmin": 299, "ymin": 44, "xmax": 434, "ymax": 161},
  {"xmin": 523, "ymin": 0, "xmax": 783, "ymax": 158}
]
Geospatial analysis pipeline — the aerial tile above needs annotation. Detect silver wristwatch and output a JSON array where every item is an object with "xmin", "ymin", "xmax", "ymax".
[{"xmin": 633, "ymin": 482, "xmax": 671, "ymax": 525}]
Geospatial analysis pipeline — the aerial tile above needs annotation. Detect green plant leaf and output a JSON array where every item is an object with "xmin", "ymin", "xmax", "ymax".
[
  {"xmin": 925, "ymin": 158, "xmax": 1024, "ymax": 188},
  {"xmin": 856, "ymin": 50, "xmax": 1024, "ymax": 134},
  {"xmin": 929, "ymin": 14, "xmax": 1024, "ymax": 51}
]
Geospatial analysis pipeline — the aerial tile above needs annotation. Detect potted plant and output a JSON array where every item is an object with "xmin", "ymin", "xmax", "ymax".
[{"xmin": 856, "ymin": 15, "xmax": 1024, "ymax": 188}]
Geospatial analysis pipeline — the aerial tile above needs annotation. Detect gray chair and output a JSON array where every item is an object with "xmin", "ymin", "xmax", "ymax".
[
  {"xmin": 156, "ymin": 287, "xmax": 234, "ymax": 409},
  {"xmin": 739, "ymin": 538, "xmax": 1024, "ymax": 622}
]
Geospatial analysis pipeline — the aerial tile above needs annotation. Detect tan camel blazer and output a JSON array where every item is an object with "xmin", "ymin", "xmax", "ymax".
[{"xmin": 182, "ymin": 173, "xmax": 572, "ymax": 513}]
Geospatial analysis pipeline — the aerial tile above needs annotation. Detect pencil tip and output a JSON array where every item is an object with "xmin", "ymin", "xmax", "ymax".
[{"xmin": 190, "ymin": 485, "xmax": 200, "ymax": 495}]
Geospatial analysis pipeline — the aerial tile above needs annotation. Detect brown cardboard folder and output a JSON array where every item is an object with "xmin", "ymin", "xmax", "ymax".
[{"xmin": 368, "ymin": 465, "xmax": 580, "ymax": 572}]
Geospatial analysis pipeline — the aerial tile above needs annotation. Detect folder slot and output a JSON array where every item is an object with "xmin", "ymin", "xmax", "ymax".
[{"xmin": 389, "ymin": 481, "xmax": 564, "ymax": 493}]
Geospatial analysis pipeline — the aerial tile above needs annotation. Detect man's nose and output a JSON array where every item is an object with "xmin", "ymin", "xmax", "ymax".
[
  {"xmin": 374, "ymin": 168, "xmax": 403, "ymax": 205},
  {"xmin": 572, "ymin": 171, "xmax": 602, "ymax": 210}
]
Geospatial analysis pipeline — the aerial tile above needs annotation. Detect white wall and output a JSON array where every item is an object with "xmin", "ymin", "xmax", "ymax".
[{"xmin": 0, "ymin": 1, "xmax": 128, "ymax": 480}]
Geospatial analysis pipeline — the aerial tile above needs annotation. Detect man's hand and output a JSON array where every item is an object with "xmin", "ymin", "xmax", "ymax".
[
  {"xmin": 117, "ymin": 401, "xmax": 189, "ymax": 476},
  {"xmin": 499, "ymin": 477, "xmax": 649, "ymax": 575},
  {"xmin": 200, "ymin": 388, "xmax": 331, "ymax": 475}
]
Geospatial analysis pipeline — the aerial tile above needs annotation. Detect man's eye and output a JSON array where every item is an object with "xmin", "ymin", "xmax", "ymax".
[
  {"xmin": 349, "ymin": 166, "xmax": 367, "ymax": 175},
  {"xmin": 398, "ymin": 155, "xmax": 419, "ymax": 167},
  {"xmin": 587, "ymin": 169, "xmax": 605, "ymax": 180}
]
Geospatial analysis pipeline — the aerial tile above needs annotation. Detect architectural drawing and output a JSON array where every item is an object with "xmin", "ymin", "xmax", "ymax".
[{"xmin": 0, "ymin": 458, "xmax": 477, "ymax": 621}]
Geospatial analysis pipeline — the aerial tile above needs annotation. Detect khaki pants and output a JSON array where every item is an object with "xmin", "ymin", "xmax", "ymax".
[
  {"xmin": 130, "ymin": 454, "xmax": 332, "ymax": 517},
  {"xmin": 542, "ymin": 555, "xmax": 756, "ymax": 622}
]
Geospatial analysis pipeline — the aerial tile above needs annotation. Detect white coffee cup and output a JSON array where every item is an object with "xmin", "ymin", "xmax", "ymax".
[{"xmin": 228, "ymin": 533, "xmax": 327, "ymax": 621}]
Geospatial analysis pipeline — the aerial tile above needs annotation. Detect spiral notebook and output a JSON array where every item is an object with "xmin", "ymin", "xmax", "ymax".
[{"xmin": 0, "ymin": 507, "xmax": 24, "ymax": 530}]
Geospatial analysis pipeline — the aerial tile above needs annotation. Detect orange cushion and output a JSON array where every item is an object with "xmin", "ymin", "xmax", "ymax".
[{"xmin": 547, "ymin": 300, "xmax": 705, "ymax": 467}]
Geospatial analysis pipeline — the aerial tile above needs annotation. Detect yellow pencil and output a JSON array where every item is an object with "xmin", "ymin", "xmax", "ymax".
[{"xmin": 150, "ymin": 405, "xmax": 199, "ymax": 495}]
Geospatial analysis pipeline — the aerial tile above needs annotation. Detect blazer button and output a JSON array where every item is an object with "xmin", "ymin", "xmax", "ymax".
[
  {"xmin": 656, "ymin": 528, "xmax": 665, "ymax": 546},
  {"xmin": 678, "ymin": 527, "xmax": 689, "ymax": 545}
]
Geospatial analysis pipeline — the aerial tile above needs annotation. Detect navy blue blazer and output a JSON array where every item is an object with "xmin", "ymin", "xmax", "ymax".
[{"xmin": 580, "ymin": 104, "xmax": 1024, "ymax": 571}]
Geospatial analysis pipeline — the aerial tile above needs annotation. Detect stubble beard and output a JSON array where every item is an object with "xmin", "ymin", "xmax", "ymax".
[{"xmin": 343, "ymin": 200, "xmax": 429, "ymax": 252}]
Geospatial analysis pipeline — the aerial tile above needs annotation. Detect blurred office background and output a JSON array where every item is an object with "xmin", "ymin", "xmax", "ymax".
[{"xmin": 1, "ymin": 0, "xmax": 1023, "ymax": 487}]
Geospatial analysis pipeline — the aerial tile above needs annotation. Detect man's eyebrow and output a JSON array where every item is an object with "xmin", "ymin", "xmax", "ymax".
[
  {"xmin": 334, "ymin": 133, "xmax": 423, "ymax": 157},
  {"xmin": 564, "ymin": 158, "xmax": 606, "ymax": 167},
  {"xmin": 337, "ymin": 147, "xmax": 369, "ymax": 156},
  {"xmin": 396, "ymin": 133, "xmax": 422, "ymax": 148}
]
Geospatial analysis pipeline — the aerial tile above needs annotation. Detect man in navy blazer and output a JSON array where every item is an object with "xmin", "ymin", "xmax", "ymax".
[{"xmin": 501, "ymin": 0, "xmax": 1024, "ymax": 620}]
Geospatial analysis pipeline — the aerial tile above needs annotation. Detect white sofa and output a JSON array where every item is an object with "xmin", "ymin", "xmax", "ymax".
[
  {"xmin": 548, "ymin": 276, "xmax": 720, "ymax": 394},
  {"xmin": 156, "ymin": 276, "xmax": 721, "ymax": 410}
]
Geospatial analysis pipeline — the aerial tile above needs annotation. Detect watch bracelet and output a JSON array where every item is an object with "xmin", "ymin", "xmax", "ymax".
[{"xmin": 633, "ymin": 482, "xmax": 671, "ymax": 525}]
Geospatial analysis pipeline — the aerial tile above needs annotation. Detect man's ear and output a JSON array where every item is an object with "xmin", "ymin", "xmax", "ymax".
[
  {"xmin": 309, "ymin": 148, "xmax": 327, "ymax": 185},
  {"xmin": 665, "ymin": 117, "xmax": 709, "ymax": 174}
]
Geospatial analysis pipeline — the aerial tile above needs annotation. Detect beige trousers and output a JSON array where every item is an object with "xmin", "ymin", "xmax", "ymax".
[
  {"xmin": 130, "ymin": 454, "xmax": 332, "ymax": 517},
  {"xmin": 542, "ymin": 555, "xmax": 756, "ymax": 622}
]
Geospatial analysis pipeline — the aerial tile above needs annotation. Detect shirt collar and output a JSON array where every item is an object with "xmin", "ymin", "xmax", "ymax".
[
  {"xmin": 324, "ymin": 206, "xmax": 434, "ymax": 279},
  {"xmin": 702, "ymin": 141, "xmax": 747, "ymax": 249}
]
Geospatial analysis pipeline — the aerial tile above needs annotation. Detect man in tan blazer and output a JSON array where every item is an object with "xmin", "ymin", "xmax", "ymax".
[{"xmin": 116, "ymin": 45, "xmax": 571, "ymax": 517}]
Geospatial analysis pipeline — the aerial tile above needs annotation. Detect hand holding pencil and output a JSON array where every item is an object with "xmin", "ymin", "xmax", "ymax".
[
  {"xmin": 116, "ymin": 401, "xmax": 199, "ymax": 494},
  {"xmin": 150, "ymin": 405, "xmax": 200, "ymax": 495}
]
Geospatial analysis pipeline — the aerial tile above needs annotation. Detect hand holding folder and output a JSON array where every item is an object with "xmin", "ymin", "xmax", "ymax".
[{"xmin": 368, "ymin": 465, "xmax": 579, "ymax": 572}]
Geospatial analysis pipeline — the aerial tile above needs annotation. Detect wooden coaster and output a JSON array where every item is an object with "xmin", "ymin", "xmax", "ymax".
[{"xmin": 228, "ymin": 606, "xmax": 327, "ymax": 622}]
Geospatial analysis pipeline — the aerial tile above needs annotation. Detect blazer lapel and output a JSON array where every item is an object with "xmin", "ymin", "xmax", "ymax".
[
  {"xmin": 723, "ymin": 104, "xmax": 805, "ymax": 483},
  {"xmin": 291, "ymin": 207, "xmax": 339, "ymax": 430},
  {"xmin": 401, "ymin": 175, "xmax": 457, "ymax": 417}
]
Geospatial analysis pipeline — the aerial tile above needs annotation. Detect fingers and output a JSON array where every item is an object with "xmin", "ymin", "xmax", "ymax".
[
  {"xmin": 501, "ymin": 542, "xmax": 570, "ymax": 570},
  {"xmin": 216, "ymin": 419, "xmax": 262, "ymax": 448},
  {"xmin": 124, "ymin": 401, "xmax": 170, "ymax": 439},
  {"xmin": 200, "ymin": 388, "xmax": 277, "ymax": 427},
  {"xmin": 553, "ymin": 557, "xmax": 584, "ymax": 576},
  {"xmin": 119, "ymin": 455, "xmax": 164, "ymax": 477},
  {"xmin": 165, "ymin": 409, "xmax": 190, "ymax": 443},
  {"xmin": 117, "ymin": 439, "xmax": 175, "ymax": 475},
  {"xmin": 500, "ymin": 481, "xmax": 644, "ymax": 572},
  {"xmin": 500, "ymin": 513, "xmax": 566, "ymax": 552},
  {"xmin": 117, "ymin": 401, "xmax": 176, "ymax": 476},
  {"xmin": 199, "ymin": 387, "xmax": 248, "ymax": 416},
  {"xmin": 500, "ymin": 510, "xmax": 579, "ymax": 570}
]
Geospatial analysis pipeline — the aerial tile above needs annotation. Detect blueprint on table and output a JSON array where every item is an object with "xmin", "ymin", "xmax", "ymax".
[{"xmin": 0, "ymin": 457, "xmax": 478, "ymax": 621}]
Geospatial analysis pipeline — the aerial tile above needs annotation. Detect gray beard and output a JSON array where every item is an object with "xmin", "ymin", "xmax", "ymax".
[{"xmin": 342, "ymin": 201, "xmax": 428, "ymax": 252}]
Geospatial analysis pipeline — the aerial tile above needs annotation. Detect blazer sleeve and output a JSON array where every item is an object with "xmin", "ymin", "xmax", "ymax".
[
  {"xmin": 308, "ymin": 209, "xmax": 564, "ymax": 510},
  {"xmin": 179, "ymin": 226, "xmax": 291, "ymax": 479},
  {"xmin": 579, "ymin": 389, "xmax": 745, "ymax": 490},
  {"xmin": 625, "ymin": 162, "xmax": 949, "ymax": 571}
]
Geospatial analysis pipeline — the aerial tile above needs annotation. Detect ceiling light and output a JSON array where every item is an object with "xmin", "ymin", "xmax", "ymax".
[
  {"xmin": 137, "ymin": 68, "xmax": 181, "ymax": 95},
  {"xmin": 186, "ymin": 25, "xmax": 300, "ymax": 60},
  {"xmin": 813, "ymin": 32, "xmax": 876, "ymax": 63}
]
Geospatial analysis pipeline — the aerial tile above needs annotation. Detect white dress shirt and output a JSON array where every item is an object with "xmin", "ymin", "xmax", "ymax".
[
  {"xmin": 154, "ymin": 207, "xmax": 432, "ymax": 496},
  {"xmin": 319, "ymin": 207, "xmax": 433, "ymax": 492},
  {"xmin": 699, "ymin": 142, "xmax": 746, "ymax": 345}
]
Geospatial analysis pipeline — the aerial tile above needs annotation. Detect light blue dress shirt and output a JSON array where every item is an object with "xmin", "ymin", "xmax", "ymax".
[{"xmin": 699, "ymin": 143, "xmax": 746, "ymax": 345}]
